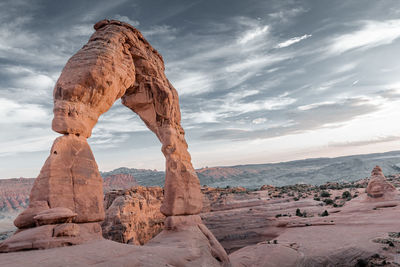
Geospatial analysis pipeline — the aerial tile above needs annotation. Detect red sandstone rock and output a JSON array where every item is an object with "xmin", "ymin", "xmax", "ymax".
[
  {"xmin": 53, "ymin": 223, "xmax": 80, "ymax": 237},
  {"xmin": 230, "ymin": 242, "xmax": 302, "ymax": 267},
  {"xmin": 102, "ymin": 186, "xmax": 165, "ymax": 245},
  {"xmin": 51, "ymin": 19, "xmax": 202, "ymax": 216},
  {"xmin": 17, "ymin": 134, "xmax": 104, "ymax": 226},
  {"xmin": 0, "ymin": 223, "xmax": 102, "ymax": 253},
  {"xmin": 33, "ymin": 207, "xmax": 77, "ymax": 226},
  {"xmin": 366, "ymin": 166, "xmax": 396, "ymax": 198},
  {"xmin": 14, "ymin": 201, "xmax": 49, "ymax": 229},
  {"xmin": 5, "ymin": 18, "xmax": 211, "ymax": 254}
]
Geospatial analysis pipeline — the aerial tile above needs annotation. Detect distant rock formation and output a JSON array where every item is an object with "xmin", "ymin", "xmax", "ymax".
[
  {"xmin": 103, "ymin": 174, "xmax": 138, "ymax": 192},
  {"xmin": 102, "ymin": 186, "xmax": 165, "ymax": 245},
  {"xmin": 0, "ymin": 175, "xmax": 137, "ymax": 213},
  {"xmin": 1, "ymin": 20, "xmax": 228, "ymax": 266},
  {"xmin": 0, "ymin": 178, "xmax": 34, "ymax": 212},
  {"xmin": 366, "ymin": 166, "xmax": 397, "ymax": 198}
]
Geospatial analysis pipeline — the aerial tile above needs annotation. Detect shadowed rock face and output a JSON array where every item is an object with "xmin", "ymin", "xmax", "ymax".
[{"xmin": 3, "ymin": 20, "xmax": 209, "ymax": 254}]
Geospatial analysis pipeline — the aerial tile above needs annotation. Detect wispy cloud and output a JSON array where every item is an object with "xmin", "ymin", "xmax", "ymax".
[
  {"xmin": 275, "ymin": 34, "xmax": 312, "ymax": 48},
  {"xmin": 328, "ymin": 20, "xmax": 400, "ymax": 55},
  {"xmin": 238, "ymin": 25, "xmax": 269, "ymax": 44},
  {"xmin": 268, "ymin": 7, "xmax": 308, "ymax": 23},
  {"xmin": 142, "ymin": 25, "xmax": 177, "ymax": 37},
  {"xmin": 329, "ymin": 135, "xmax": 400, "ymax": 148},
  {"xmin": 114, "ymin": 14, "xmax": 140, "ymax": 27},
  {"xmin": 298, "ymin": 101, "xmax": 336, "ymax": 111},
  {"xmin": 0, "ymin": 98, "xmax": 50, "ymax": 124}
]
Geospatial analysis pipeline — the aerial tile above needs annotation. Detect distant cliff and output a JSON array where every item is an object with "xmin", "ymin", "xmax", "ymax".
[
  {"xmin": 0, "ymin": 178, "xmax": 33, "ymax": 213},
  {"xmin": 0, "ymin": 174, "xmax": 138, "ymax": 213},
  {"xmin": 2, "ymin": 150, "xmax": 400, "ymax": 213}
]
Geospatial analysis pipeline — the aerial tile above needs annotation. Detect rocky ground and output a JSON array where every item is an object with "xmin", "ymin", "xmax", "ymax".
[
  {"xmin": 96, "ymin": 171, "xmax": 400, "ymax": 266},
  {"xmin": 2, "ymin": 170, "xmax": 400, "ymax": 266}
]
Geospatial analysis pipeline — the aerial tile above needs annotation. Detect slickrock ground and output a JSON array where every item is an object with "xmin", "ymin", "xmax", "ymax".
[
  {"xmin": 97, "ymin": 172, "xmax": 400, "ymax": 266},
  {"xmin": 1, "ymin": 169, "xmax": 400, "ymax": 266}
]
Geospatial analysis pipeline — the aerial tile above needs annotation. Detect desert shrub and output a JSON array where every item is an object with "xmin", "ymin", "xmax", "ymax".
[
  {"xmin": 296, "ymin": 208, "xmax": 302, "ymax": 217},
  {"xmin": 295, "ymin": 209, "xmax": 307, "ymax": 217},
  {"xmin": 275, "ymin": 214, "xmax": 282, "ymax": 218},
  {"xmin": 293, "ymin": 197, "xmax": 299, "ymax": 201},
  {"xmin": 320, "ymin": 191, "xmax": 331, "ymax": 197},
  {"xmin": 313, "ymin": 197, "xmax": 320, "ymax": 201},
  {"xmin": 323, "ymin": 198, "xmax": 334, "ymax": 205},
  {"xmin": 342, "ymin": 191, "xmax": 351, "ymax": 199},
  {"xmin": 321, "ymin": 210, "xmax": 329, "ymax": 217},
  {"xmin": 355, "ymin": 259, "xmax": 368, "ymax": 267}
]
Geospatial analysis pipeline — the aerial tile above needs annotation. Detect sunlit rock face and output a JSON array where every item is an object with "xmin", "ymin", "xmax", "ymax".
[
  {"xmin": 52, "ymin": 19, "xmax": 202, "ymax": 217},
  {"xmin": 1, "ymin": 19, "xmax": 210, "ymax": 255}
]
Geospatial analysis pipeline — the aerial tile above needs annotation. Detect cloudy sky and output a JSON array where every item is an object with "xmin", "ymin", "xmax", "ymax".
[{"xmin": 1, "ymin": 0, "xmax": 400, "ymax": 178}]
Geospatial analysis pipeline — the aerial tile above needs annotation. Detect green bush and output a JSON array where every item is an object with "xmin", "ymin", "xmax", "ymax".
[
  {"xmin": 323, "ymin": 198, "xmax": 334, "ymax": 205},
  {"xmin": 342, "ymin": 191, "xmax": 351, "ymax": 199},
  {"xmin": 296, "ymin": 208, "xmax": 302, "ymax": 217},
  {"xmin": 321, "ymin": 210, "xmax": 329, "ymax": 217},
  {"xmin": 320, "ymin": 191, "xmax": 331, "ymax": 197}
]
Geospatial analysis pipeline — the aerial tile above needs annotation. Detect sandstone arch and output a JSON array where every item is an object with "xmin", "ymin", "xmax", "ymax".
[
  {"xmin": 0, "ymin": 21, "xmax": 230, "ymax": 265},
  {"xmin": 13, "ymin": 19, "xmax": 202, "ymax": 229}
]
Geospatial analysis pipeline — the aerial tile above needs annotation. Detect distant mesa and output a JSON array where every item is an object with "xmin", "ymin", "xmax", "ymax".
[{"xmin": 103, "ymin": 174, "xmax": 138, "ymax": 192}]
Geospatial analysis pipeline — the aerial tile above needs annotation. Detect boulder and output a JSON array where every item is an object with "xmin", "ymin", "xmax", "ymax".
[
  {"xmin": 14, "ymin": 201, "xmax": 49, "ymax": 229},
  {"xmin": 33, "ymin": 207, "xmax": 77, "ymax": 226}
]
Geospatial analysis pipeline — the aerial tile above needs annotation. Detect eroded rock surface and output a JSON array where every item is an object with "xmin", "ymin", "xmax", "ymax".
[
  {"xmin": 102, "ymin": 186, "xmax": 165, "ymax": 245},
  {"xmin": 366, "ymin": 166, "xmax": 396, "ymax": 198},
  {"xmin": 52, "ymin": 19, "xmax": 202, "ymax": 217},
  {"xmin": 15, "ymin": 134, "xmax": 104, "ymax": 227},
  {"xmin": 3, "ymin": 19, "xmax": 210, "ymax": 255},
  {"xmin": 0, "ymin": 217, "xmax": 230, "ymax": 267}
]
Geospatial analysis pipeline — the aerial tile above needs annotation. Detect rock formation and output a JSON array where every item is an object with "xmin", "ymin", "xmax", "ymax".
[
  {"xmin": 0, "ymin": 20, "xmax": 222, "ymax": 261},
  {"xmin": 102, "ymin": 186, "xmax": 165, "ymax": 245},
  {"xmin": 0, "ymin": 178, "xmax": 33, "ymax": 213},
  {"xmin": 366, "ymin": 166, "xmax": 396, "ymax": 198},
  {"xmin": 103, "ymin": 174, "xmax": 138, "ymax": 192}
]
